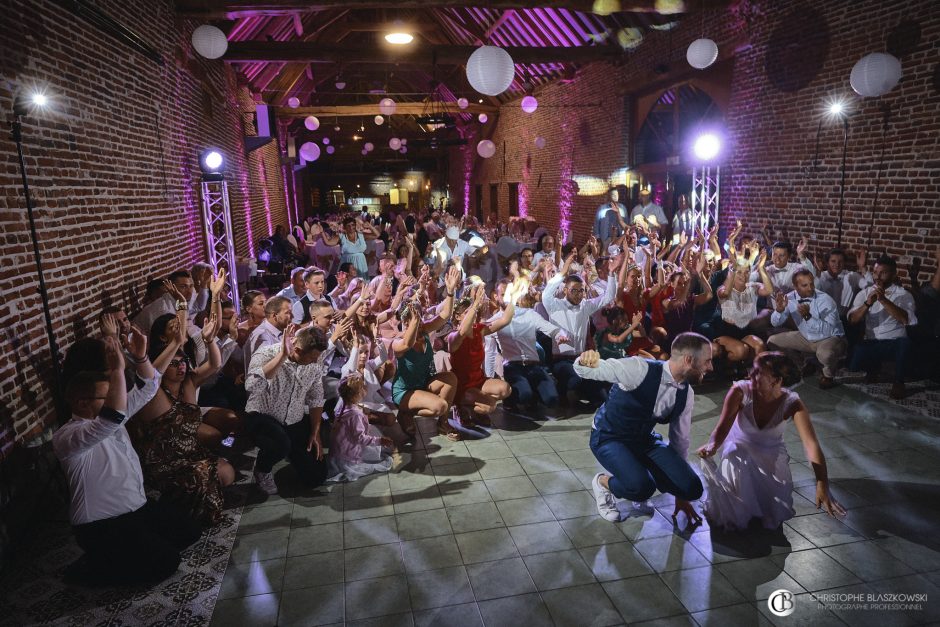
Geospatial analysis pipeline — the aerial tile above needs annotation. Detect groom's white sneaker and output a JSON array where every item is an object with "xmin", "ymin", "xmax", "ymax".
[{"xmin": 592, "ymin": 473, "xmax": 621, "ymax": 522}]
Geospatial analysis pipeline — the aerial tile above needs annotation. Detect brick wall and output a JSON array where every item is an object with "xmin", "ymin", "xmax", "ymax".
[
  {"xmin": 0, "ymin": 0, "xmax": 288, "ymax": 448},
  {"xmin": 452, "ymin": 0, "xmax": 939, "ymax": 273}
]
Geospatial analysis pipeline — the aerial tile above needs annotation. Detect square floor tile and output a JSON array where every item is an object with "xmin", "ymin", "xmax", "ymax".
[
  {"xmin": 483, "ymin": 476, "xmax": 540, "ymax": 501},
  {"xmin": 821, "ymin": 540, "xmax": 915, "ymax": 582},
  {"xmin": 345, "ymin": 574, "xmax": 411, "ymax": 621},
  {"xmin": 344, "ymin": 495, "xmax": 395, "ymax": 520},
  {"xmin": 692, "ymin": 603, "xmax": 773, "ymax": 626},
  {"xmin": 401, "ymin": 535, "xmax": 464, "ymax": 573},
  {"xmin": 508, "ymin": 520, "xmax": 574, "ymax": 555},
  {"xmin": 602, "ymin": 574, "xmax": 687, "ymax": 623},
  {"xmin": 466, "ymin": 441, "xmax": 514, "ymax": 460},
  {"xmin": 632, "ymin": 535, "xmax": 710, "ymax": 573},
  {"xmin": 475, "ymin": 457, "xmax": 526, "ymax": 480},
  {"xmin": 282, "ymin": 550, "xmax": 345, "ymax": 590},
  {"xmin": 454, "ymin": 528, "xmax": 520, "ymax": 564},
  {"xmin": 477, "ymin": 593, "xmax": 554, "ymax": 627},
  {"xmin": 784, "ymin": 512, "xmax": 865, "ymax": 547},
  {"xmin": 432, "ymin": 461, "xmax": 483, "ymax": 482},
  {"xmin": 578, "ymin": 542, "xmax": 655, "ymax": 581},
  {"xmin": 292, "ymin": 495, "xmax": 344, "ymax": 526},
  {"xmin": 210, "ymin": 592, "xmax": 279, "ymax": 627},
  {"xmin": 465, "ymin": 556, "xmax": 537, "ymax": 600},
  {"xmin": 558, "ymin": 448, "xmax": 602, "ymax": 469},
  {"xmin": 874, "ymin": 536, "xmax": 940, "ymax": 573},
  {"xmin": 347, "ymin": 612, "xmax": 414, "ymax": 627},
  {"xmin": 218, "ymin": 558, "xmax": 285, "ymax": 599},
  {"xmin": 523, "ymin": 549, "xmax": 596, "ymax": 590},
  {"xmin": 756, "ymin": 591, "xmax": 845, "ymax": 627},
  {"xmin": 715, "ymin": 556, "xmax": 807, "ymax": 601},
  {"xmin": 407, "ymin": 565, "xmax": 474, "ymax": 610},
  {"xmin": 278, "ymin": 583, "xmax": 344, "ymax": 626},
  {"xmin": 529, "ymin": 470, "xmax": 586, "ymax": 495},
  {"xmin": 506, "ymin": 437, "xmax": 554, "ymax": 456},
  {"xmin": 660, "ymin": 566, "xmax": 747, "ymax": 613},
  {"xmin": 542, "ymin": 490, "xmax": 596, "ymax": 519},
  {"xmin": 414, "ymin": 602, "xmax": 483, "ymax": 627},
  {"xmin": 771, "ymin": 548, "xmax": 862, "ymax": 591},
  {"xmin": 517, "ymin": 452, "xmax": 569, "ymax": 475},
  {"xmin": 495, "ymin": 496, "xmax": 556, "ymax": 526},
  {"xmin": 344, "ymin": 543, "xmax": 405, "ymax": 581},
  {"xmin": 392, "ymin": 488, "xmax": 445, "ymax": 514},
  {"xmin": 396, "ymin": 509, "xmax": 453, "ymax": 541},
  {"xmin": 232, "ymin": 528, "xmax": 291, "ymax": 563},
  {"xmin": 287, "ymin": 523, "xmax": 343, "ymax": 558},
  {"xmin": 560, "ymin": 516, "xmax": 630, "ymax": 548},
  {"xmin": 446, "ymin": 501, "xmax": 505, "ymax": 534},
  {"xmin": 344, "ymin": 515, "xmax": 400, "ymax": 548},
  {"xmin": 617, "ymin": 509, "xmax": 678, "ymax": 542},
  {"xmin": 237, "ymin": 503, "xmax": 294, "ymax": 534},
  {"xmin": 441, "ymin": 480, "xmax": 494, "ymax": 507},
  {"xmin": 541, "ymin": 583, "xmax": 623, "ymax": 627}
]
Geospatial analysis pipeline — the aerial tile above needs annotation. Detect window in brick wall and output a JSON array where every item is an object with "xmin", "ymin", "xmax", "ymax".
[
  {"xmin": 508, "ymin": 183, "xmax": 520, "ymax": 217},
  {"xmin": 634, "ymin": 82, "xmax": 724, "ymax": 166},
  {"xmin": 489, "ymin": 183, "xmax": 499, "ymax": 221}
]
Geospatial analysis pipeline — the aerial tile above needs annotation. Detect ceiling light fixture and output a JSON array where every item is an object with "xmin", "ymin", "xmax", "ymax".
[{"xmin": 385, "ymin": 32, "xmax": 414, "ymax": 45}]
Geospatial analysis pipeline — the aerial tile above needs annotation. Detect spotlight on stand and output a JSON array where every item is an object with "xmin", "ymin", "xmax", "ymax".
[
  {"xmin": 199, "ymin": 148, "xmax": 225, "ymax": 181},
  {"xmin": 692, "ymin": 133, "xmax": 721, "ymax": 161},
  {"xmin": 829, "ymin": 101, "xmax": 844, "ymax": 116}
]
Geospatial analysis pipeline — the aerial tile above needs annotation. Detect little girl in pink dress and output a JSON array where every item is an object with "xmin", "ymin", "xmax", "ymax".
[{"xmin": 327, "ymin": 374, "xmax": 394, "ymax": 482}]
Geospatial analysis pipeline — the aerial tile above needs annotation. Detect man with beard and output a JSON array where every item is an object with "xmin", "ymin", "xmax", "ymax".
[
  {"xmin": 574, "ymin": 333, "xmax": 712, "ymax": 524},
  {"xmin": 848, "ymin": 255, "xmax": 917, "ymax": 399}
]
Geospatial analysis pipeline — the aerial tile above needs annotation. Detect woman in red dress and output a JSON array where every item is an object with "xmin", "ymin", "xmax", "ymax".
[
  {"xmin": 448, "ymin": 284, "xmax": 515, "ymax": 426},
  {"xmin": 618, "ymin": 265, "xmax": 666, "ymax": 358}
]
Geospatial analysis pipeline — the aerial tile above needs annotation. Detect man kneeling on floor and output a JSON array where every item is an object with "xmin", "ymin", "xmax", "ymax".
[
  {"xmin": 575, "ymin": 332, "xmax": 711, "ymax": 524},
  {"xmin": 54, "ymin": 339, "xmax": 201, "ymax": 585}
]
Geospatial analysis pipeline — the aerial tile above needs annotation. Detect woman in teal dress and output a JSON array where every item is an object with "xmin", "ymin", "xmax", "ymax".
[
  {"xmin": 391, "ymin": 266, "xmax": 463, "ymax": 441},
  {"xmin": 321, "ymin": 216, "xmax": 380, "ymax": 278}
]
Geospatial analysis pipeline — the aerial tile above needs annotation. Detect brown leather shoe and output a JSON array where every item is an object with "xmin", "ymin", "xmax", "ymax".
[
  {"xmin": 819, "ymin": 376, "xmax": 837, "ymax": 390},
  {"xmin": 889, "ymin": 383, "xmax": 906, "ymax": 400}
]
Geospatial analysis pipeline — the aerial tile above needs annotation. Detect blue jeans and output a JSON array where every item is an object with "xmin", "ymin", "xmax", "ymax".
[
  {"xmin": 504, "ymin": 362, "xmax": 559, "ymax": 408},
  {"xmin": 849, "ymin": 337, "xmax": 911, "ymax": 383},
  {"xmin": 590, "ymin": 428, "xmax": 703, "ymax": 502},
  {"xmin": 552, "ymin": 358, "xmax": 609, "ymax": 404}
]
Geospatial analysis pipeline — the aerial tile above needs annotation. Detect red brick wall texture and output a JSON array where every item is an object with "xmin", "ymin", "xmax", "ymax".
[
  {"xmin": 451, "ymin": 0, "xmax": 938, "ymax": 271},
  {"xmin": 0, "ymin": 0, "xmax": 289, "ymax": 445}
]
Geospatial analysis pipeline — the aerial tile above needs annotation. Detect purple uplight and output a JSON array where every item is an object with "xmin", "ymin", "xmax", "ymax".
[
  {"xmin": 258, "ymin": 159, "xmax": 273, "ymax": 236},
  {"xmin": 463, "ymin": 139, "xmax": 473, "ymax": 216},
  {"xmin": 557, "ymin": 123, "xmax": 573, "ymax": 243}
]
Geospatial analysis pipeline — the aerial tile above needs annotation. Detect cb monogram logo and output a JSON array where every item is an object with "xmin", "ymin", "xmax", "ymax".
[{"xmin": 768, "ymin": 589, "xmax": 795, "ymax": 617}]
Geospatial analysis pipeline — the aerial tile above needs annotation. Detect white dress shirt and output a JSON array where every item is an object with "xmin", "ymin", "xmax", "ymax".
[
  {"xmin": 816, "ymin": 270, "xmax": 872, "ymax": 316},
  {"xmin": 291, "ymin": 291, "xmax": 334, "ymax": 324},
  {"xmin": 53, "ymin": 371, "xmax": 159, "ymax": 526},
  {"xmin": 245, "ymin": 319, "xmax": 283, "ymax": 371},
  {"xmin": 496, "ymin": 307, "xmax": 564, "ymax": 365},
  {"xmin": 750, "ymin": 259, "xmax": 816, "ymax": 293},
  {"xmin": 542, "ymin": 274, "xmax": 617, "ymax": 356},
  {"xmin": 770, "ymin": 290, "xmax": 845, "ymax": 340},
  {"xmin": 276, "ymin": 285, "xmax": 307, "ymax": 305},
  {"xmin": 245, "ymin": 344, "xmax": 326, "ymax": 423},
  {"xmin": 851, "ymin": 284, "xmax": 917, "ymax": 340},
  {"xmin": 629, "ymin": 202, "xmax": 668, "ymax": 226},
  {"xmin": 434, "ymin": 237, "xmax": 472, "ymax": 264},
  {"xmin": 574, "ymin": 356, "xmax": 694, "ymax": 460}
]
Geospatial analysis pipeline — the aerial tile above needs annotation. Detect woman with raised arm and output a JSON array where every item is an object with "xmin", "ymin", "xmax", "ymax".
[
  {"xmin": 319, "ymin": 216, "xmax": 380, "ymax": 279},
  {"xmin": 712, "ymin": 248, "xmax": 773, "ymax": 370},
  {"xmin": 391, "ymin": 266, "xmax": 463, "ymax": 441},
  {"xmin": 448, "ymin": 284, "xmax": 515, "ymax": 427},
  {"xmin": 697, "ymin": 352, "xmax": 846, "ymax": 530}
]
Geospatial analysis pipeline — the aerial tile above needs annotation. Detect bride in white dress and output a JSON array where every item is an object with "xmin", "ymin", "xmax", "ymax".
[{"xmin": 696, "ymin": 352, "xmax": 846, "ymax": 530}]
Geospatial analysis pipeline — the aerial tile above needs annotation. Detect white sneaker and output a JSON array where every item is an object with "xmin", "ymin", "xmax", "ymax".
[
  {"xmin": 592, "ymin": 473, "xmax": 621, "ymax": 522},
  {"xmin": 254, "ymin": 471, "xmax": 278, "ymax": 495}
]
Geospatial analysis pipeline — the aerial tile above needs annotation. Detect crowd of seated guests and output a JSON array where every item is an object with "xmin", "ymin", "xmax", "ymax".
[{"xmin": 52, "ymin": 200, "xmax": 938, "ymax": 585}]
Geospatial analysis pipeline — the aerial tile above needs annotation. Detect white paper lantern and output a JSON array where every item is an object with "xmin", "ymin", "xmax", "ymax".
[
  {"xmin": 287, "ymin": 96, "xmax": 300, "ymax": 108},
  {"xmin": 334, "ymin": 125, "xmax": 341, "ymax": 132},
  {"xmin": 400, "ymin": 138, "xmax": 407, "ymax": 145},
  {"xmin": 335, "ymin": 80, "xmax": 346, "ymax": 90},
  {"xmin": 686, "ymin": 38, "xmax": 718, "ymax": 69},
  {"xmin": 304, "ymin": 116, "xmax": 320, "ymax": 131},
  {"xmin": 478, "ymin": 113, "xmax": 488, "ymax": 123},
  {"xmin": 299, "ymin": 142, "xmax": 320, "ymax": 162},
  {"xmin": 191, "ymin": 25, "xmax": 228, "ymax": 59},
  {"xmin": 850, "ymin": 52, "xmax": 902, "ymax": 97},
  {"xmin": 477, "ymin": 139, "xmax": 496, "ymax": 159},
  {"xmin": 364, "ymin": 142, "xmax": 374, "ymax": 152},
  {"xmin": 374, "ymin": 115, "xmax": 385, "ymax": 125},
  {"xmin": 457, "ymin": 97, "xmax": 469, "ymax": 109},
  {"xmin": 521, "ymin": 95, "xmax": 538, "ymax": 113},
  {"xmin": 466, "ymin": 45, "xmax": 515, "ymax": 96},
  {"xmin": 389, "ymin": 137, "xmax": 402, "ymax": 150},
  {"xmin": 361, "ymin": 149, "xmax": 368, "ymax": 155},
  {"xmin": 534, "ymin": 136, "xmax": 546, "ymax": 149},
  {"xmin": 326, "ymin": 145, "xmax": 335, "ymax": 155},
  {"xmin": 400, "ymin": 146, "xmax": 408, "ymax": 154},
  {"xmin": 379, "ymin": 98, "xmax": 397, "ymax": 116},
  {"xmin": 322, "ymin": 137, "xmax": 330, "ymax": 145}
]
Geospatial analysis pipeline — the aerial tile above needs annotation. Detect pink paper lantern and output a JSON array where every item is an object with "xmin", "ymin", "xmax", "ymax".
[
  {"xmin": 478, "ymin": 113, "xmax": 488, "ymax": 123},
  {"xmin": 477, "ymin": 139, "xmax": 496, "ymax": 158},
  {"xmin": 287, "ymin": 96, "xmax": 300, "ymax": 108},
  {"xmin": 521, "ymin": 95, "xmax": 538, "ymax": 113},
  {"xmin": 299, "ymin": 142, "xmax": 320, "ymax": 162}
]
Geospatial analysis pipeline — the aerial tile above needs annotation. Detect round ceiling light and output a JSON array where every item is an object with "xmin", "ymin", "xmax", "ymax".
[{"xmin": 385, "ymin": 33, "xmax": 414, "ymax": 45}]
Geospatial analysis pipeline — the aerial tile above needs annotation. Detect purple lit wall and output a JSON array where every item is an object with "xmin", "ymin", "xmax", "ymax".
[
  {"xmin": 557, "ymin": 123, "xmax": 574, "ymax": 244},
  {"xmin": 519, "ymin": 156, "xmax": 530, "ymax": 218},
  {"xmin": 463, "ymin": 137, "xmax": 474, "ymax": 216},
  {"xmin": 258, "ymin": 159, "xmax": 274, "ymax": 235}
]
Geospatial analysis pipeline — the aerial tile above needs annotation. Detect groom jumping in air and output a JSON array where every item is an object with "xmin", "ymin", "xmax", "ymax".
[{"xmin": 574, "ymin": 332, "xmax": 712, "ymax": 523}]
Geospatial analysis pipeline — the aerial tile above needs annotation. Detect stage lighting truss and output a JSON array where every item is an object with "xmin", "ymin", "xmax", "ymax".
[
  {"xmin": 691, "ymin": 165, "xmax": 720, "ymax": 238},
  {"xmin": 199, "ymin": 179, "xmax": 241, "ymax": 312}
]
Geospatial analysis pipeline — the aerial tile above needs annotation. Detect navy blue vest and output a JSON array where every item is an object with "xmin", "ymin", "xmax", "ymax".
[{"xmin": 592, "ymin": 360, "xmax": 689, "ymax": 443}]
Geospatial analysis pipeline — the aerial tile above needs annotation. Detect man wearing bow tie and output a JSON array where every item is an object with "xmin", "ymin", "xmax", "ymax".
[{"xmin": 768, "ymin": 269, "xmax": 846, "ymax": 389}]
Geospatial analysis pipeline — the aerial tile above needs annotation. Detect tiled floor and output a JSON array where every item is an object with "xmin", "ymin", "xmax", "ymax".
[{"xmin": 211, "ymin": 379, "xmax": 940, "ymax": 627}]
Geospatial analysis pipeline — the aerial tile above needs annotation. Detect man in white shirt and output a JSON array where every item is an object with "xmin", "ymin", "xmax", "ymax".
[
  {"xmin": 434, "ymin": 226, "xmax": 472, "ymax": 266},
  {"xmin": 630, "ymin": 189, "xmax": 668, "ymax": 233},
  {"xmin": 750, "ymin": 241, "xmax": 818, "ymax": 294},
  {"xmin": 495, "ymin": 294, "xmax": 569, "ymax": 410},
  {"xmin": 542, "ymin": 255, "xmax": 619, "ymax": 406},
  {"xmin": 815, "ymin": 248, "xmax": 872, "ymax": 317},
  {"xmin": 133, "ymin": 270, "xmax": 196, "ymax": 333},
  {"xmin": 54, "ymin": 340, "xmax": 200, "ymax": 585},
  {"xmin": 276, "ymin": 267, "xmax": 308, "ymax": 305},
  {"xmin": 848, "ymin": 256, "xmax": 917, "ymax": 399},
  {"xmin": 575, "ymin": 333, "xmax": 711, "ymax": 524},
  {"xmin": 244, "ymin": 296, "xmax": 292, "ymax": 369},
  {"xmin": 768, "ymin": 269, "xmax": 847, "ymax": 388},
  {"xmin": 244, "ymin": 326, "xmax": 330, "ymax": 494}
]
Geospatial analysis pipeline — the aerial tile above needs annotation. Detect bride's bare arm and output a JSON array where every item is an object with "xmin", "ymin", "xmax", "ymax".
[{"xmin": 696, "ymin": 385, "xmax": 744, "ymax": 457}]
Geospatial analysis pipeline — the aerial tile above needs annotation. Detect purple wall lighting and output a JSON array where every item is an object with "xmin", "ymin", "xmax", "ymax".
[
  {"xmin": 558, "ymin": 124, "xmax": 574, "ymax": 243},
  {"xmin": 258, "ymin": 159, "xmax": 274, "ymax": 236},
  {"xmin": 239, "ymin": 167, "xmax": 255, "ymax": 257}
]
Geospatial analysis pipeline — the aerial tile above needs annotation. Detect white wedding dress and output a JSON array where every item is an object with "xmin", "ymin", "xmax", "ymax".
[{"xmin": 700, "ymin": 380, "xmax": 799, "ymax": 530}]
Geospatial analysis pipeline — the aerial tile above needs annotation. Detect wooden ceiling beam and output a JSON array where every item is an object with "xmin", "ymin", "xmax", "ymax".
[
  {"xmin": 224, "ymin": 42, "xmax": 621, "ymax": 64},
  {"xmin": 273, "ymin": 102, "xmax": 497, "ymax": 117},
  {"xmin": 178, "ymin": 0, "xmax": 694, "ymax": 19}
]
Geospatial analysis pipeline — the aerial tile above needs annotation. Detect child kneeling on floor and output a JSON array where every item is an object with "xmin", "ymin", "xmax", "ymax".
[{"xmin": 327, "ymin": 373, "xmax": 394, "ymax": 482}]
